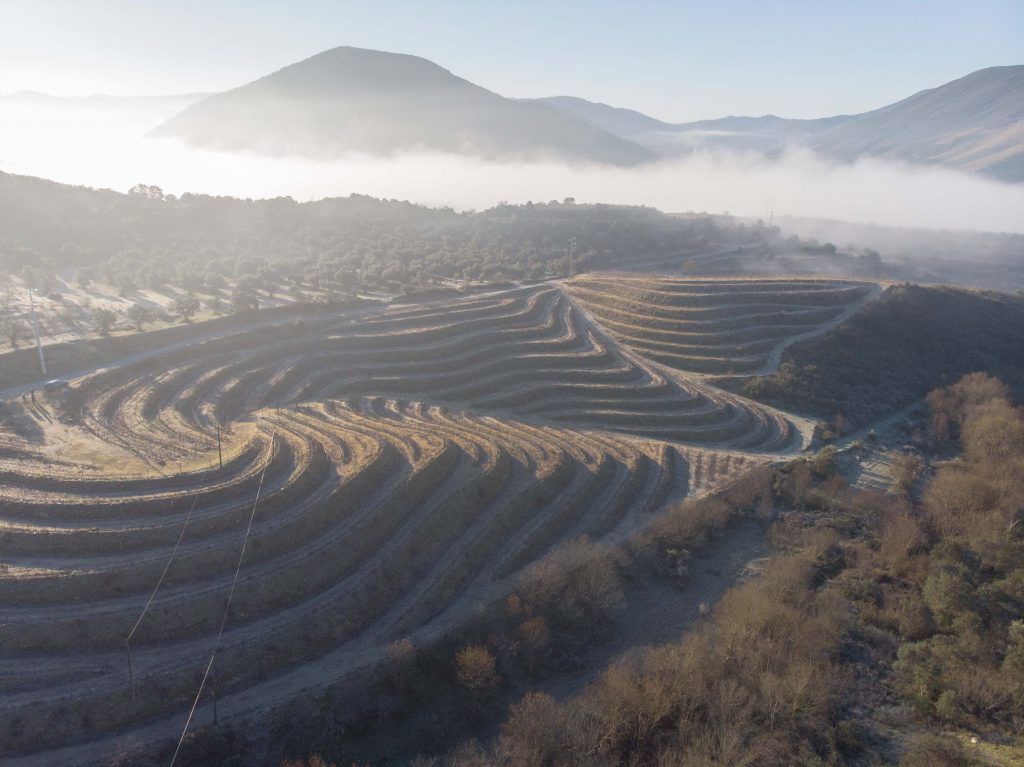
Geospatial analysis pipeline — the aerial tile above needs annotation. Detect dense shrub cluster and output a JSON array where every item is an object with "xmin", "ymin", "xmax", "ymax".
[
  {"xmin": 432, "ymin": 373, "xmax": 1023, "ymax": 766},
  {"xmin": 886, "ymin": 375, "xmax": 1024, "ymax": 731},
  {"xmin": 487, "ymin": 555, "xmax": 849, "ymax": 766}
]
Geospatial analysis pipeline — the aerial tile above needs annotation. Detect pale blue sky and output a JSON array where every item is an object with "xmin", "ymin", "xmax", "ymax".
[{"xmin": 1, "ymin": 0, "xmax": 1021, "ymax": 121}]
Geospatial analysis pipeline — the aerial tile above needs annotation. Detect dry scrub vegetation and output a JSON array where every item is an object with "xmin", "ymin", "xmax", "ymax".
[
  {"xmin": 306, "ymin": 372, "xmax": 1020, "ymax": 767},
  {"xmin": 258, "ymin": 467, "xmax": 777, "ymax": 767}
]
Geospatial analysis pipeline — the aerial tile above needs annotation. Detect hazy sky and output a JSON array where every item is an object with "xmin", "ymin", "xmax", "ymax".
[{"xmin": 2, "ymin": 0, "xmax": 1021, "ymax": 121}]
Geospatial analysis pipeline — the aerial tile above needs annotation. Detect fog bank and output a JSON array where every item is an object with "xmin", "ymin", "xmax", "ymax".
[{"xmin": 2, "ymin": 100, "xmax": 1022, "ymax": 233}]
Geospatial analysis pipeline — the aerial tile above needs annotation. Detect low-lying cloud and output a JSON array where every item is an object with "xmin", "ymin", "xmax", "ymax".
[{"xmin": 2, "ymin": 100, "xmax": 1023, "ymax": 233}]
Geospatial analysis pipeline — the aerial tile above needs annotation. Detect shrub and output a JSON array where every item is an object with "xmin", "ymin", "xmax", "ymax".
[
  {"xmin": 922, "ymin": 547, "xmax": 979, "ymax": 633},
  {"xmin": 891, "ymin": 452, "xmax": 925, "ymax": 497},
  {"xmin": 384, "ymin": 637, "xmax": 417, "ymax": 693},
  {"xmin": 811, "ymin": 446, "xmax": 838, "ymax": 478},
  {"xmin": 516, "ymin": 617, "xmax": 550, "ymax": 675},
  {"xmin": 893, "ymin": 641, "xmax": 943, "ymax": 716},
  {"xmin": 280, "ymin": 758, "xmax": 337, "ymax": 767},
  {"xmin": 495, "ymin": 693, "xmax": 565, "ymax": 766},
  {"xmin": 648, "ymin": 496, "xmax": 733, "ymax": 550},
  {"xmin": 899, "ymin": 732, "xmax": 972, "ymax": 767},
  {"xmin": 935, "ymin": 689, "xmax": 960, "ymax": 722},
  {"xmin": 517, "ymin": 537, "xmax": 624, "ymax": 625},
  {"xmin": 897, "ymin": 594, "xmax": 935, "ymax": 641},
  {"xmin": 454, "ymin": 645, "xmax": 498, "ymax": 704},
  {"xmin": 1004, "ymin": 620, "xmax": 1024, "ymax": 673}
]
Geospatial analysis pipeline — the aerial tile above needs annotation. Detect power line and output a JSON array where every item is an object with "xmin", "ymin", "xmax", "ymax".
[
  {"xmin": 169, "ymin": 432, "xmax": 275, "ymax": 766},
  {"xmin": 126, "ymin": 494, "xmax": 199, "ymax": 697},
  {"xmin": 169, "ymin": 651, "xmax": 217, "ymax": 767}
]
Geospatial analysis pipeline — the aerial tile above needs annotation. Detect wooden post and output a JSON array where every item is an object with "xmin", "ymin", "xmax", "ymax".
[
  {"xmin": 211, "ymin": 662, "xmax": 218, "ymax": 725},
  {"xmin": 126, "ymin": 640, "xmax": 136, "ymax": 702}
]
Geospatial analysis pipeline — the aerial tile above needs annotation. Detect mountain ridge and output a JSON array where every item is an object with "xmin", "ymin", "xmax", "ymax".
[
  {"xmin": 150, "ymin": 46, "xmax": 654, "ymax": 166},
  {"xmin": 535, "ymin": 65, "xmax": 1024, "ymax": 181},
  {"xmin": 148, "ymin": 49, "xmax": 1024, "ymax": 181}
]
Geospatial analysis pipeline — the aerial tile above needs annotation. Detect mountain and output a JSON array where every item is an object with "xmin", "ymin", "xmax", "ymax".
[
  {"xmin": 808, "ymin": 66, "xmax": 1024, "ymax": 182},
  {"xmin": 535, "ymin": 95, "xmax": 673, "ymax": 136},
  {"xmin": 151, "ymin": 47, "xmax": 654, "ymax": 166},
  {"xmin": 533, "ymin": 66, "xmax": 1024, "ymax": 182}
]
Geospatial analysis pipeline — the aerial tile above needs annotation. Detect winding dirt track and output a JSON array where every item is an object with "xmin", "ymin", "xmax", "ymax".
[{"xmin": 0, "ymin": 282, "xmax": 832, "ymax": 764}]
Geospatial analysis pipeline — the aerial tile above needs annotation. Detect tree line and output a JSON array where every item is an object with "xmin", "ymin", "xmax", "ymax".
[{"xmin": 0, "ymin": 172, "xmax": 769, "ymax": 300}]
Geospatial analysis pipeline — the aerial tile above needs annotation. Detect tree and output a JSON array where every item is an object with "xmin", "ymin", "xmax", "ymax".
[
  {"xmin": 128, "ymin": 183, "xmax": 165, "ymax": 200},
  {"xmin": 455, "ymin": 644, "xmax": 498, "ymax": 705},
  {"xmin": 899, "ymin": 733, "xmax": 971, "ymax": 767},
  {"xmin": 114, "ymin": 272, "xmax": 137, "ymax": 297},
  {"xmin": 890, "ymin": 452, "xmax": 924, "ymax": 497},
  {"xmin": 810, "ymin": 446, "xmax": 838, "ymax": 478},
  {"xmin": 179, "ymin": 272, "xmax": 204, "ymax": 295},
  {"xmin": 279, "ymin": 757, "xmax": 337, "ymax": 767},
  {"xmin": 518, "ymin": 537, "xmax": 624, "ymax": 623},
  {"xmin": 385, "ymin": 637, "xmax": 417, "ymax": 692},
  {"xmin": 172, "ymin": 294, "xmax": 200, "ymax": 323},
  {"xmin": 1004, "ymin": 620, "xmax": 1024, "ymax": 674},
  {"xmin": 2, "ymin": 317, "xmax": 26, "ymax": 348},
  {"xmin": 75, "ymin": 267, "xmax": 94, "ymax": 288},
  {"xmin": 204, "ymin": 272, "xmax": 226, "ymax": 292},
  {"xmin": 927, "ymin": 372, "xmax": 1009, "ymax": 442},
  {"xmin": 21, "ymin": 264, "xmax": 57, "ymax": 295},
  {"xmin": 517, "ymin": 616, "xmax": 550, "ymax": 675},
  {"xmin": 231, "ymin": 289, "xmax": 260, "ymax": 314},
  {"xmin": 496, "ymin": 692, "xmax": 565, "ymax": 765},
  {"xmin": 92, "ymin": 307, "xmax": 117, "ymax": 335},
  {"xmin": 789, "ymin": 461, "xmax": 814, "ymax": 508},
  {"xmin": 125, "ymin": 303, "xmax": 155, "ymax": 332}
]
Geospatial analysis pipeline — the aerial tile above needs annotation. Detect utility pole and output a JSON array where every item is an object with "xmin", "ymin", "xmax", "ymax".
[
  {"xmin": 27, "ymin": 288, "xmax": 47, "ymax": 376},
  {"xmin": 568, "ymin": 237, "xmax": 577, "ymax": 276},
  {"xmin": 216, "ymin": 424, "xmax": 223, "ymax": 469}
]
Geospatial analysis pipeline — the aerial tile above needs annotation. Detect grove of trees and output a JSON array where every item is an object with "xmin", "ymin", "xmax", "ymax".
[{"xmin": 0, "ymin": 171, "xmax": 767, "ymax": 303}]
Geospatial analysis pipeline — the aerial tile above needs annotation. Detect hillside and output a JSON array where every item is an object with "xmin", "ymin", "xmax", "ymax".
[
  {"xmin": 808, "ymin": 65, "xmax": 1024, "ymax": 182},
  {"xmin": 151, "ymin": 47, "xmax": 653, "ymax": 165},
  {"xmin": 566, "ymin": 275, "xmax": 879, "ymax": 375},
  {"xmin": 0, "ymin": 280, "xmax": 800, "ymax": 760},
  {"xmin": 0, "ymin": 169, "xmax": 757, "ymax": 287},
  {"xmin": 739, "ymin": 283, "xmax": 1024, "ymax": 426},
  {"xmin": 538, "ymin": 66, "xmax": 1024, "ymax": 181},
  {"xmin": 535, "ymin": 95, "xmax": 674, "ymax": 136}
]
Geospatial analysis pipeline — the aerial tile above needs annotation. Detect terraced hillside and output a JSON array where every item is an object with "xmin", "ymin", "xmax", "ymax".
[
  {"xmin": 566, "ymin": 276, "xmax": 881, "ymax": 375},
  {"xmin": 25, "ymin": 285, "xmax": 802, "ymax": 457},
  {"xmin": 0, "ymin": 284, "xmax": 806, "ymax": 762}
]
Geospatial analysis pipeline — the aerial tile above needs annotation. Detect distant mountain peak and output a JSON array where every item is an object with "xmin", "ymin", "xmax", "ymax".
[{"xmin": 152, "ymin": 46, "xmax": 653, "ymax": 166}]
